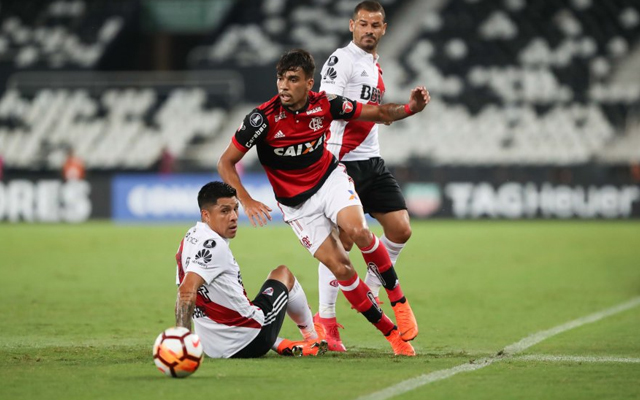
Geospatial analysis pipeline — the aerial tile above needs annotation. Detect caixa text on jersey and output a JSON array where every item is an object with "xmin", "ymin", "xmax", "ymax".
[{"xmin": 274, "ymin": 136, "xmax": 324, "ymax": 157}]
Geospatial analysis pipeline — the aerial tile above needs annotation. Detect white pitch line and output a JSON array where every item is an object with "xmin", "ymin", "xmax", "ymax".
[
  {"xmin": 514, "ymin": 355, "xmax": 640, "ymax": 364},
  {"xmin": 356, "ymin": 296, "xmax": 640, "ymax": 400}
]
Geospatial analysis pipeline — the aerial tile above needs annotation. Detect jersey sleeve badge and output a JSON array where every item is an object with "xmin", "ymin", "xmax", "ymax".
[{"xmin": 341, "ymin": 100, "xmax": 354, "ymax": 114}]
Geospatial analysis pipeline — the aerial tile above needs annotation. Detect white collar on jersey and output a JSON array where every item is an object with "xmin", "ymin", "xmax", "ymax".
[
  {"xmin": 348, "ymin": 41, "xmax": 380, "ymax": 63},
  {"xmin": 196, "ymin": 221, "xmax": 230, "ymax": 244}
]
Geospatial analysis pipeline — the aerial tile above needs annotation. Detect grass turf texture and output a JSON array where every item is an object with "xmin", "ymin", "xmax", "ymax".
[{"xmin": 1, "ymin": 221, "xmax": 639, "ymax": 400}]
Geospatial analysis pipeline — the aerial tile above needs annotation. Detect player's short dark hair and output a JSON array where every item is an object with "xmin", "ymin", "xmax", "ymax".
[
  {"xmin": 276, "ymin": 49, "xmax": 315, "ymax": 80},
  {"xmin": 353, "ymin": 1, "xmax": 386, "ymax": 22},
  {"xmin": 198, "ymin": 181, "xmax": 237, "ymax": 209}
]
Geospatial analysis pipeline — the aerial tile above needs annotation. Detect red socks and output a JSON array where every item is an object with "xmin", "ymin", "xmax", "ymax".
[
  {"xmin": 359, "ymin": 235, "xmax": 405, "ymax": 303},
  {"xmin": 338, "ymin": 273, "xmax": 395, "ymax": 335}
]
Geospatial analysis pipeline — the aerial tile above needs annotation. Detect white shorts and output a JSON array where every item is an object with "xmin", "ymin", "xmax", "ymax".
[{"xmin": 279, "ymin": 164, "xmax": 362, "ymax": 256}]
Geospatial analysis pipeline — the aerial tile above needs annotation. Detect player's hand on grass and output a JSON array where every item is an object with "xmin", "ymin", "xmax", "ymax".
[{"xmin": 241, "ymin": 197, "xmax": 272, "ymax": 227}]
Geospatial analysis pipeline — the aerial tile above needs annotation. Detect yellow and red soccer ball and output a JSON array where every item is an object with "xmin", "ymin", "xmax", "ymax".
[{"xmin": 153, "ymin": 327, "xmax": 204, "ymax": 378}]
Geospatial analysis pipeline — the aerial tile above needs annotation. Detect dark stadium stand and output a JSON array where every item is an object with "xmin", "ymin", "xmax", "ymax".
[
  {"xmin": 0, "ymin": 0, "xmax": 638, "ymax": 172},
  {"xmin": 0, "ymin": 0, "xmax": 138, "ymax": 70}
]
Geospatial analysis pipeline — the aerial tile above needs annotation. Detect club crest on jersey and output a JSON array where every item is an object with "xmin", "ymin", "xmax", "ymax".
[
  {"xmin": 274, "ymin": 135, "xmax": 324, "ymax": 156},
  {"xmin": 249, "ymin": 112, "xmax": 263, "ymax": 127},
  {"xmin": 341, "ymin": 100, "xmax": 354, "ymax": 115},
  {"xmin": 262, "ymin": 287, "xmax": 274, "ymax": 296},
  {"xmin": 309, "ymin": 117, "xmax": 324, "ymax": 131}
]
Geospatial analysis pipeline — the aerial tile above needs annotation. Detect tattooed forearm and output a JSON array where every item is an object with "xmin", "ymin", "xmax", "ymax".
[
  {"xmin": 175, "ymin": 290, "xmax": 197, "ymax": 330},
  {"xmin": 379, "ymin": 104, "xmax": 410, "ymax": 123}
]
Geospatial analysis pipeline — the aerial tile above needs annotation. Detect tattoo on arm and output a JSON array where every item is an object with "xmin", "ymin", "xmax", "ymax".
[
  {"xmin": 175, "ymin": 290, "xmax": 197, "ymax": 330},
  {"xmin": 387, "ymin": 104, "xmax": 407, "ymax": 121},
  {"xmin": 376, "ymin": 104, "xmax": 408, "ymax": 123}
]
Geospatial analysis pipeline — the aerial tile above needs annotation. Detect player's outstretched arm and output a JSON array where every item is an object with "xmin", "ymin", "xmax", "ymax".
[
  {"xmin": 176, "ymin": 272, "xmax": 205, "ymax": 330},
  {"xmin": 358, "ymin": 86, "xmax": 430, "ymax": 124},
  {"xmin": 218, "ymin": 143, "xmax": 272, "ymax": 227}
]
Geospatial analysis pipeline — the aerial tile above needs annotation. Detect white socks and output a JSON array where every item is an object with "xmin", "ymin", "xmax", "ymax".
[
  {"xmin": 381, "ymin": 234, "xmax": 405, "ymax": 265},
  {"xmin": 286, "ymin": 278, "xmax": 316, "ymax": 340},
  {"xmin": 318, "ymin": 262, "xmax": 339, "ymax": 318}
]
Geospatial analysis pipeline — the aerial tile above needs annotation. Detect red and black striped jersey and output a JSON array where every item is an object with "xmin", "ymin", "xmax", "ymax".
[{"xmin": 232, "ymin": 91, "xmax": 362, "ymax": 206}]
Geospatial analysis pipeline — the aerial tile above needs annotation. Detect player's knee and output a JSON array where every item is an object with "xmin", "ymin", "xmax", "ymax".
[
  {"xmin": 321, "ymin": 255, "xmax": 353, "ymax": 281},
  {"xmin": 340, "ymin": 235, "xmax": 355, "ymax": 252},
  {"xmin": 269, "ymin": 265, "xmax": 295, "ymax": 290},
  {"xmin": 388, "ymin": 224, "xmax": 412, "ymax": 244},
  {"xmin": 330, "ymin": 262, "xmax": 354, "ymax": 281},
  {"xmin": 346, "ymin": 225, "xmax": 372, "ymax": 246}
]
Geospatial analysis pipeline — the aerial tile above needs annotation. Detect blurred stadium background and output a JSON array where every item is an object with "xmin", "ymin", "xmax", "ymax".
[{"xmin": 0, "ymin": 0, "xmax": 639, "ymax": 223}]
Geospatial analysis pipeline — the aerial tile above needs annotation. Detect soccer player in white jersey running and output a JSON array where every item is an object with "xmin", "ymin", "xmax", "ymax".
[
  {"xmin": 316, "ymin": 1, "xmax": 418, "ymax": 352},
  {"xmin": 175, "ymin": 181, "xmax": 327, "ymax": 358}
]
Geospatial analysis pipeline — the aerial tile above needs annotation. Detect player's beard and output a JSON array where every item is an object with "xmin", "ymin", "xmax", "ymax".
[{"xmin": 359, "ymin": 35, "xmax": 378, "ymax": 51}]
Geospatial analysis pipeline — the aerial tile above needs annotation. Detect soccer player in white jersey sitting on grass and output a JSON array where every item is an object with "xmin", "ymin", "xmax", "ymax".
[{"xmin": 174, "ymin": 181, "xmax": 326, "ymax": 358}]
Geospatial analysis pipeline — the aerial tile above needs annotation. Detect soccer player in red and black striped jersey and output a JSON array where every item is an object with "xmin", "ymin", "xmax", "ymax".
[{"xmin": 218, "ymin": 49, "xmax": 429, "ymax": 356}]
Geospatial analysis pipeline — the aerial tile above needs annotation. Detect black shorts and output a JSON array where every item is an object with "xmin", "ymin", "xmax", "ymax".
[
  {"xmin": 343, "ymin": 157, "xmax": 407, "ymax": 215},
  {"xmin": 231, "ymin": 279, "xmax": 289, "ymax": 358}
]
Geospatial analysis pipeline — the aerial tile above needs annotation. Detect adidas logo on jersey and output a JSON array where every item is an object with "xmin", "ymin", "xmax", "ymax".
[
  {"xmin": 274, "ymin": 130, "xmax": 285, "ymax": 139},
  {"xmin": 361, "ymin": 70, "xmax": 368, "ymax": 77}
]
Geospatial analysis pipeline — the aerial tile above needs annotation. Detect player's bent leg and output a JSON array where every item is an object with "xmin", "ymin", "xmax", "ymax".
[
  {"xmin": 232, "ymin": 279, "xmax": 290, "ymax": 358},
  {"xmin": 372, "ymin": 209, "xmax": 412, "ymax": 247},
  {"xmin": 372, "ymin": 210, "xmax": 419, "ymax": 341},
  {"xmin": 313, "ymin": 231, "xmax": 412, "ymax": 355},
  {"xmin": 265, "ymin": 264, "xmax": 295, "ymax": 291},
  {"xmin": 266, "ymin": 265, "xmax": 323, "ymax": 343}
]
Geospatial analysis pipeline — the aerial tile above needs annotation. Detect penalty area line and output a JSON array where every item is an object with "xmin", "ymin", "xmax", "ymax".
[{"xmin": 355, "ymin": 296, "xmax": 640, "ymax": 400}]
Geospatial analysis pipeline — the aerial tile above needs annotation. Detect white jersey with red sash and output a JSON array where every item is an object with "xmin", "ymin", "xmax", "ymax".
[
  {"xmin": 176, "ymin": 221, "xmax": 264, "ymax": 358},
  {"xmin": 320, "ymin": 41, "xmax": 385, "ymax": 162}
]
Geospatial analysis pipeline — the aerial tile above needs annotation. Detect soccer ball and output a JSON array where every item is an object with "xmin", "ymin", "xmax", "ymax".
[{"xmin": 153, "ymin": 327, "xmax": 204, "ymax": 378}]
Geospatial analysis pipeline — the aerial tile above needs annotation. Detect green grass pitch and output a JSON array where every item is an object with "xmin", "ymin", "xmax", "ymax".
[{"xmin": 1, "ymin": 220, "xmax": 639, "ymax": 400}]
